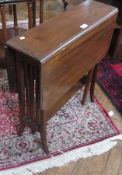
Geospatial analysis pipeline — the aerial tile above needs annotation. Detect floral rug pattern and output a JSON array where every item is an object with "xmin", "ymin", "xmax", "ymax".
[{"xmin": 0, "ymin": 69, "xmax": 120, "ymax": 171}]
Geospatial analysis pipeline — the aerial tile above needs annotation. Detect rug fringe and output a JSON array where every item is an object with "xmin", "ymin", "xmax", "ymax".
[{"xmin": 0, "ymin": 134, "xmax": 122, "ymax": 175}]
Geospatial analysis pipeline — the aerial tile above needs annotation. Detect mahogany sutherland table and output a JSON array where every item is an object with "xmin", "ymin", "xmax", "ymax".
[{"xmin": 6, "ymin": 0, "xmax": 118, "ymax": 153}]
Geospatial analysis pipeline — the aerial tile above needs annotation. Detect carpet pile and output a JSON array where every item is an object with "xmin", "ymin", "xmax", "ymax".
[
  {"xmin": 97, "ymin": 59, "xmax": 122, "ymax": 113},
  {"xmin": 0, "ymin": 70, "xmax": 122, "ymax": 175}
]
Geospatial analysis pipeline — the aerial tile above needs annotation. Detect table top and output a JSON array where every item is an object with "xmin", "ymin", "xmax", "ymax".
[{"xmin": 6, "ymin": 0, "xmax": 118, "ymax": 63}]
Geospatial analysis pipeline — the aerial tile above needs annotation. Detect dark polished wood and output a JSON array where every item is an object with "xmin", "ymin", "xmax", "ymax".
[
  {"xmin": 0, "ymin": 5, "xmax": 7, "ymax": 43},
  {"xmin": 13, "ymin": 4, "xmax": 17, "ymax": 29},
  {"xmin": 16, "ymin": 53, "xmax": 26, "ymax": 135},
  {"xmin": 90, "ymin": 64, "xmax": 98, "ymax": 102},
  {"xmin": 39, "ymin": 0, "xmax": 43, "ymax": 23},
  {"xmin": 6, "ymin": 0, "xmax": 118, "ymax": 153},
  {"xmin": 8, "ymin": 4, "xmax": 13, "ymax": 14},
  {"xmin": 62, "ymin": 0, "xmax": 68, "ymax": 10},
  {"xmin": 81, "ymin": 69, "xmax": 94, "ymax": 105}
]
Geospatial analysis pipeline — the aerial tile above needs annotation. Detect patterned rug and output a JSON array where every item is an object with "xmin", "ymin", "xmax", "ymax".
[
  {"xmin": 97, "ymin": 59, "xmax": 122, "ymax": 113},
  {"xmin": 0, "ymin": 70, "xmax": 122, "ymax": 175}
]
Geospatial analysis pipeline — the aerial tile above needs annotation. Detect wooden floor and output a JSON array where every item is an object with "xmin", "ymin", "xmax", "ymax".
[{"xmin": 0, "ymin": 0, "xmax": 122, "ymax": 174}]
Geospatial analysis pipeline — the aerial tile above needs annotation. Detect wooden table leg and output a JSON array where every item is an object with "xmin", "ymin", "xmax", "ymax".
[
  {"xmin": 90, "ymin": 64, "xmax": 98, "ymax": 102},
  {"xmin": 27, "ymin": 2, "xmax": 33, "ymax": 29},
  {"xmin": 29, "ymin": 65, "xmax": 35, "ymax": 120},
  {"xmin": 0, "ymin": 5, "xmax": 7, "ymax": 42},
  {"xmin": 32, "ymin": 0, "xmax": 36, "ymax": 26},
  {"xmin": 5, "ymin": 46, "xmax": 17, "ymax": 92},
  {"xmin": 40, "ymin": 0, "xmax": 43, "ymax": 24},
  {"xmin": 8, "ymin": 5, "xmax": 12, "ymax": 15},
  {"xmin": 24, "ymin": 63, "xmax": 31, "ymax": 120},
  {"xmin": 16, "ymin": 56, "xmax": 26, "ymax": 135},
  {"xmin": 62, "ymin": 0, "xmax": 68, "ymax": 10},
  {"xmin": 81, "ymin": 69, "xmax": 94, "ymax": 105},
  {"xmin": 13, "ymin": 4, "xmax": 17, "ymax": 28},
  {"xmin": 34, "ymin": 66, "xmax": 49, "ymax": 154},
  {"xmin": 35, "ymin": 65, "xmax": 41, "ymax": 124},
  {"xmin": 24, "ymin": 62, "xmax": 36, "ymax": 133},
  {"xmin": 40, "ymin": 110, "xmax": 49, "ymax": 154},
  {"xmin": 13, "ymin": 4, "xmax": 19, "ymax": 35}
]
